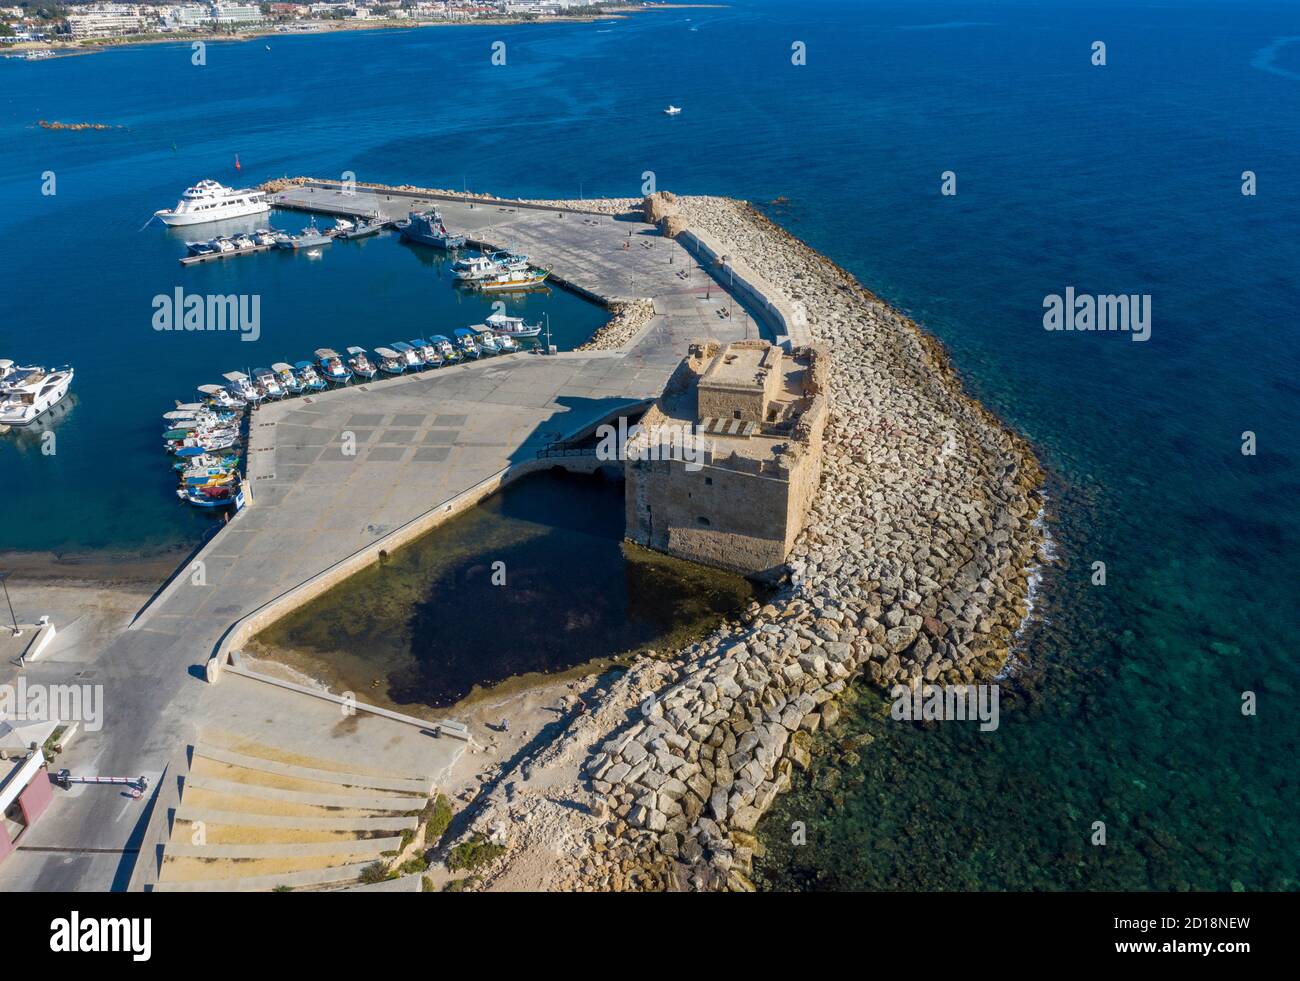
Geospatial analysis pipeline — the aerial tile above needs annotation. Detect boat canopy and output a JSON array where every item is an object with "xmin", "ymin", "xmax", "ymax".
[
  {"xmin": 345, "ymin": 346, "xmax": 367, "ymax": 356},
  {"xmin": 222, "ymin": 371, "xmax": 249, "ymax": 382},
  {"xmin": 315, "ymin": 348, "xmax": 340, "ymax": 359},
  {"xmin": 373, "ymin": 347, "xmax": 400, "ymax": 359},
  {"xmin": 197, "ymin": 384, "xmax": 225, "ymax": 394},
  {"xmin": 453, "ymin": 328, "xmax": 475, "ymax": 337},
  {"xmin": 293, "ymin": 360, "xmax": 314, "ymax": 370},
  {"xmin": 392, "ymin": 341, "xmax": 414, "ymax": 351},
  {"xmin": 271, "ymin": 362, "xmax": 295, "ymax": 373},
  {"xmin": 430, "ymin": 335, "xmax": 451, "ymax": 343}
]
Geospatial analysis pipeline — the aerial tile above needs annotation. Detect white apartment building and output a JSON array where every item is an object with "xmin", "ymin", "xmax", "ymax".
[{"xmin": 65, "ymin": 4, "xmax": 152, "ymax": 38}]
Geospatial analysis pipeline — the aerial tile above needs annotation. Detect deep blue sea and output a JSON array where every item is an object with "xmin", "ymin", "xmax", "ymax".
[{"xmin": 1, "ymin": 0, "xmax": 1296, "ymax": 888}]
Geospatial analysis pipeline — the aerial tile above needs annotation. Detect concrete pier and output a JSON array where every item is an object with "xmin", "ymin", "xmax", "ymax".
[{"xmin": 0, "ymin": 188, "xmax": 778, "ymax": 892}]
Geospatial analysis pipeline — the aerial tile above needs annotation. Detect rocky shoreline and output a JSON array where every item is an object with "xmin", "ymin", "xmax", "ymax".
[{"xmin": 415, "ymin": 190, "xmax": 1047, "ymax": 892}]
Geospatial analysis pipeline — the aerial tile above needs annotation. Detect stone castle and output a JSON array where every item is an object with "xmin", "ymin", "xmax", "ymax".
[{"xmin": 624, "ymin": 339, "xmax": 828, "ymax": 581}]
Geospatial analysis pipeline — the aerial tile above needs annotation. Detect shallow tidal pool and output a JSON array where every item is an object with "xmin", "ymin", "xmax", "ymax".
[{"xmin": 250, "ymin": 469, "xmax": 760, "ymax": 708}]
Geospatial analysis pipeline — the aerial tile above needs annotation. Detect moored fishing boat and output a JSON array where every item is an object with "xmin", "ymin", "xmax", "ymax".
[
  {"xmin": 346, "ymin": 347, "xmax": 378, "ymax": 379},
  {"xmin": 198, "ymin": 384, "xmax": 245, "ymax": 410},
  {"xmin": 293, "ymin": 361, "xmax": 328, "ymax": 391},
  {"xmin": 484, "ymin": 312, "xmax": 543, "ymax": 338},
  {"xmin": 271, "ymin": 362, "xmax": 304, "ymax": 394},
  {"xmin": 476, "ymin": 331, "xmax": 502, "ymax": 355},
  {"xmin": 495, "ymin": 333, "xmax": 519, "ymax": 353},
  {"xmin": 473, "ymin": 268, "xmax": 550, "ymax": 292},
  {"xmin": 335, "ymin": 217, "xmax": 383, "ymax": 240},
  {"xmin": 452, "ymin": 254, "xmax": 498, "ymax": 282},
  {"xmin": 177, "ymin": 483, "xmax": 239, "ymax": 508},
  {"xmin": 314, "ymin": 348, "xmax": 353, "ymax": 385},
  {"xmin": 253, "ymin": 367, "xmax": 285, "ymax": 399},
  {"xmin": 410, "ymin": 339, "xmax": 443, "ymax": 368},
  {"xmin": 430, "ymin": 335, "xmax": 460, "ymax": 363},
  {"xmin": 373, "ymin": 347, "xmax": 406, "ymax": 375},
  {"xmin": 391, "ymin": 341, "xmax": 425, "ymax": 371},
  {"xmin": 222, "ymin": 371, "xmax": 263, "ymax": 405},
  {"xmin": 453, "ymin": 328, "xmax": 481, "ymax": 359}
]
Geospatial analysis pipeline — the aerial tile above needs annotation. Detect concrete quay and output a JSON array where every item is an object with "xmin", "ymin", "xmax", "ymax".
[{"xmin": 0, "ymin": 189, "xmax": 774, "ymax": 892}]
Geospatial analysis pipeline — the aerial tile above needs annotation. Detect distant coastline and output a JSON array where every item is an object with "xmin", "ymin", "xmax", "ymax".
[{"xmin": 2, "ymin": 4, "xmax": 724, "ymax": 58}]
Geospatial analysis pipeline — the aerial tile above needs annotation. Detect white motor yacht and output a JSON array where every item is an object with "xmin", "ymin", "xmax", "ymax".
[
  {"xmin": 155, "ymin": 179, "xmax": 271, "ymax": 227},
  {"xmin": 0, "ymin": 360, "xmax": 74, "ymax": 427}
]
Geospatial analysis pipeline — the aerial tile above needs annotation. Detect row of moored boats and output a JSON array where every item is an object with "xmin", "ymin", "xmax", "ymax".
[{"xmin": 168, "ymin": 314, "xmax": 545, "ymax": 507}]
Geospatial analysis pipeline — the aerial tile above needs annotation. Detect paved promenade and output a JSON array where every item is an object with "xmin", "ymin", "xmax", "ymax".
[{"xmin": 0, "ymin": 193, "xmax": 765, "ymax": 891}]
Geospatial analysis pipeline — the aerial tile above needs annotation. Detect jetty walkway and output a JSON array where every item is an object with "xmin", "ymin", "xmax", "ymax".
[{"xmin": 0, "ymin": 188, "xmax": 771, "ymax": 892}]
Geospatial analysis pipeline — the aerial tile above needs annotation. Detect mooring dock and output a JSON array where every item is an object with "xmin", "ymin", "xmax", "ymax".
[{"xmin": 0, "ymin": 188, "xmax": 788, "ymax": 892}]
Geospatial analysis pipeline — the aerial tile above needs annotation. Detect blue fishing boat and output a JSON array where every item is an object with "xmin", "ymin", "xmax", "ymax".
[
  {"xmin": 453, "ymin": 328, "xmax": 481, "ymax": 359},
  {"xmin": 410, "ymin": 339, "xmax": 443, "ymax": 368},
  {"xmin": 314, "ymin": 348, "xmax": 353, "ymax": 385},
  {"xmin": 272, "ymin": 362, "xmax": 304, "ymax": 395},
  {"xmin": 293, "ymin": 360, "xmax": 327, "ymax": 391},
  {"xmin": 373, "ymin": 347, "xmax": 406, "ymax": 375},
  {"xmin": 391, "ymin": 342, "xmax": 424, "ymax": 371}
]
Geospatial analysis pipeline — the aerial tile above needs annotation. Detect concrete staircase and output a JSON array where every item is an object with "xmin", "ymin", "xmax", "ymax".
[{"xmin": 150, "ymin": 739, "xmax": 434, "ymax": 892}]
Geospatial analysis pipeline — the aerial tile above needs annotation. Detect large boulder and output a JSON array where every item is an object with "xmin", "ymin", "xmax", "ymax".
[{"xmin": 642, "ymin": 190, "xmax": 679, "ymax": 223}]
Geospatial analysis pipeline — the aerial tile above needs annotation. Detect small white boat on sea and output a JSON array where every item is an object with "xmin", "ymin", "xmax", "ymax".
[
  {"xmin": 252, "ymin": 228, "xmax": 278, "ymax": 247},
  {"xmin": 155, "ymin": 179, "xmax": 271, "ymax": 227},
  {"xmin": 0, "ymin": 360, "xmax": 74, "ymax": 427},
  {"xmin": 476, "ymin": 331, "xmax": 502, "ymax": 355},
  {"xmin": 333, "ymin": 217, "xmax": 356, "ymax": 234},
  {"xmin": 390, "ymin": 341, "xmax": 425, "ymax": 371},
  {"xmin": 346, "ymin": 347, "xmax": 379, "ymax": 379},
  {"xmin": 664, "ymin": 105, "xmax": 683, "ymax": 115},
  {"xmin": 211, "ymin": 237, "xmax": 236, "ymax": 254},
  {"xmin": 484, "ymin": 312, "xmax": 543, "ymax": 338}
]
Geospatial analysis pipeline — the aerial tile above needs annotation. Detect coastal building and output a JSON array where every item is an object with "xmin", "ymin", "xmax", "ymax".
[
  {"xmin": 64, "ymin": 4, "xmax": 153, "ymax": 38},
  {"xmin": 624, "ymin": 339, "xmax": 828, "ymax": 582},
  {"xmin": 0, "ymin": 749, "xmax": 53, "ymax": 864}
]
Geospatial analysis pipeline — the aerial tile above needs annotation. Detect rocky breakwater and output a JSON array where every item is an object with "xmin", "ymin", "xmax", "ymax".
[{"xmin": 435, "ymin": 190, "xmax": 1045, "ymax": 892}]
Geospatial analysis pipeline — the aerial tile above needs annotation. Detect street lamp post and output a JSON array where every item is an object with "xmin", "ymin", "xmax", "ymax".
[{"xmin": 0, "ymin": 572, "xmax": 20, "ymax": 638}]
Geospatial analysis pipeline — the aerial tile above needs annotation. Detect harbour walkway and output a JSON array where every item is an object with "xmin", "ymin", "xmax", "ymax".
[{"xmin": 0, "ymin": 189, "xmax": 767, "ymax": 892}]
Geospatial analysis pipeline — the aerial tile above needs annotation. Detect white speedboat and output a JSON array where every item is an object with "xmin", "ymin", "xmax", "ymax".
[
  {"xmin": 333, "ymin": 217, "xmax": 356, "ymax": 234},
  {"xmin": 252, "ymin": 228, "xmax": 278, "ymax": 247},
  {"xmin": 664, "ymin": 105, "xmax": 682, "ymax": 115},
  {"xmin": 0, "ymin": 360, "xmax": 74, "ymax": 427},
  {"xmin": 155, "ymin": 179, "xmax": 271, "ymax": 227},
  {"xmin": 211, "ymin": 237, "xmax": 236, "ymax": 254}
]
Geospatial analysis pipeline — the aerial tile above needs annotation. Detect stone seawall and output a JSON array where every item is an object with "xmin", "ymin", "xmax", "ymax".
[{"xmin": 438, "ymin": 192, "xmax": 1047, "ymax": 892}]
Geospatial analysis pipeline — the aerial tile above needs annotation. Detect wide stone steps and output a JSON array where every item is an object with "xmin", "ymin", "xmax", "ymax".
[
  {"xmin": 152, "ymin": 861, "xmax": 378, "ymax": 892},
  {"xmin": 165, "ymin": 837, "xmax": 402, "ymax": 860},
  {"xmin": 174, "ymin": 805, "xmax": 418, "ymax": 832},
  {"xmin": 192, "ymin": 744, "xmax": 433, "ymax": 795},
  {"xmin": 183, "ymin": 774, "xmax": 423, "ymax": 812}
]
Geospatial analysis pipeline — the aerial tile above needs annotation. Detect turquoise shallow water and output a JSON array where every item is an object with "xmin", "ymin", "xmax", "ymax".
[{"xmin": 0, "ymin": 1, "xmax": 1296, "ymax": 888}]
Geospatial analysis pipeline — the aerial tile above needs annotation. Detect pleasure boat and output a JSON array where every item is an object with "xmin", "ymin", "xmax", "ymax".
[
  {"xmin": 473, "ymin": 269, "xmax": 550, "ymax": 292},
  {"xmin": 293, "ymin": 361, "xmax": 328, "ymax": 391},
  {"xmin": 390, "ymin": 342, "xmax": 425, "ymax": 371},
  {"xmin": 186, "ymin": 240, "xmax": 216, "ymax": 257},
  {"xmin": 452, "ymin": 255, "xmax": 499, "ymax": 282},
  {"xmin": 275, "ymin": 220, "xmax": 332, "ymax": 250},
  {"xmin": 253, "ymin": 367, "xmax": 285, "ymax": 399},
  {"xmin": 271, "ymin": 362, "xmax": 304, "ymax": 394},
  {"xmin": 198, "ymin": 383, "xmax": 246, "ymax": 410},
  {"xmin": 222, "ymin": 371, "xmax": 264, "ymax": 405},
  {"xmin": 664, "ymin": 105, "xmax": 682, "ymax": 115},
  {"xmin": 155, "ymin": 179, "xmax": 271, "ymax": 227},
  {"xmin": 453, "ymin": 328, "xmax": 481, "ymax": 359},
  {"xmin": 430, "ymin": 335, "xmax": 460, "ymax": 363},
  {"xmin": 210, "ymin": 237, "xmax": 236, "ymax": 254},
  {"xmin": 0, "ymin": 361, "xmax": 74, "ymax": 427},
  {"xmin": 484, "ymin": 312, "xmax": 543, "ymax": 338},
  {"xmin": 410, "ymin": 339, "xmax": 443, "ymax": 368},
  {"xmin": 231, "ymin": 233, "xmax": 257, "ymax": 251},
  {"xmin": 252, "ymin": 228, "xmax": 279, "ymax": 247},
  {"xmin": 314, "ymin": 348, "xmax": 353, "ymax": 385},
  {"xmin": 396, "ymin": 209, "xmax": 466, "ymax": 249},
  {"xmin": 333, "ymin": 217, "xmax": 356, "ymax": 234},
  {"xmin": 345, "ymin": 347, "xmax": 378, "ymax": 380},
  {"xmin": 373, "ymin": 347, "xmax": 406, "ymax": 375}
]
